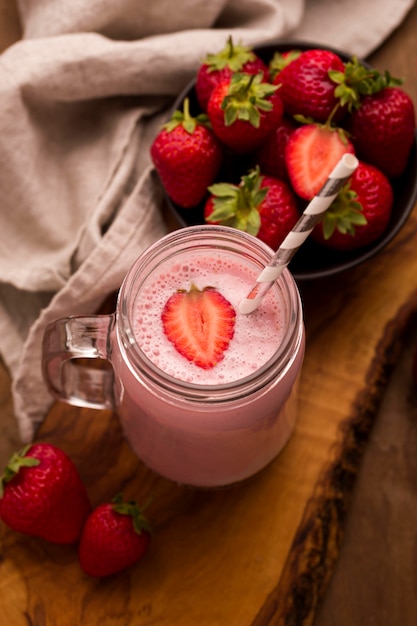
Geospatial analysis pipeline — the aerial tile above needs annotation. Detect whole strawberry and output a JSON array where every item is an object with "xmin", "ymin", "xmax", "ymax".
[
  {"xmin": 273, "ymin": 48, "xmax": 346, "ymax": 123},
  {"xmin": 285, "ymin": 121, "xmax": 355, "ymax": 200},
  {"xmin": 196, "ymin": 36, "xmax": 268, "ymax": 111},
  {"xmin": 346, "ymin": 86, "xmax": 415, "ymax": 178},
  {"xmin": 78, "ymin": 493, "xmax": 151, "ymax": 578},
  {"xmin": 151, "ymin": 98, "xmax": 223, "ymax": 208},
  {"xmin": 204, "ymin": 166, "xmax": 299, "ymax": 250},
  {"xmin": 312, "ymin": 160, "xmax": 393, "ymax": 250},
  {"xmin": 207, "ymin": 72, "xmax": 283, "ymax": 154},
  {"xmin": 0, "ymin": 443, "xmax": 91, "ymax": 544}
]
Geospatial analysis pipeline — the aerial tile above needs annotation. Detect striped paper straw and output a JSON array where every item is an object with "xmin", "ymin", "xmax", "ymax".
[{"xmin": 239, "ymin": 153, "xmax": 359, "ymax": 315}]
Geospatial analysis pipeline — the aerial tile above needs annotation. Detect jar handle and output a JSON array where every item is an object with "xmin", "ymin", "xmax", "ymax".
[{"xmin": 42, "ymin": 315, "xmax": 116, "ymax": 410}]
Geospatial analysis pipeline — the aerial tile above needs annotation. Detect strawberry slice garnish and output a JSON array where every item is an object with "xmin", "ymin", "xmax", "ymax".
[
  {"xmin": 161, "ymin": 284, "xmax": 235, "ymax": 369},
  {"xmin": 285, "ymin": 122, "xmax": 355, "ymax": 200}
]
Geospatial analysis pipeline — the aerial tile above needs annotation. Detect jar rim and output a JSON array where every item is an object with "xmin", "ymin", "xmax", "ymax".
[{"xmin": 117, "ymin": 225, "xmax": 303, "ymax": 398}]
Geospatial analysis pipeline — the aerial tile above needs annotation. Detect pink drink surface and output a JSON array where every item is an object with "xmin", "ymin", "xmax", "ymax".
[{"xmin": 133, "ymin": 249, "xmax": 284, "ymax": 382}]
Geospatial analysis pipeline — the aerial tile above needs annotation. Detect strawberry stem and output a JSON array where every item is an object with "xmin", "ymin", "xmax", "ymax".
[
  {"xmin": 293, "ymin": 108, "xmax": 350, "ymax": 145},
  {"xmin": 329, "ymin": 56, "xmax": 403, "ymax": 112},
  {"xmin": 111, "ymin": 493, "xmax": 153, "ymax": 535},
  {"xmin": 221, "ymin": 72, "xmax": 278, "ymax": 128},
  {"xmin": 163, "ymin": 98, "xmax": 211, "ymax": 134},
  {"xmin": 326, "ymin": 102, "xmax": 340, "ymax": 127},
  {"xmin": 227, "ymin": 35, "xmax": 234, "ymax": 60},
  {"xmin": 203, "ymin": 36, "xmax": 255, "ymax": 72}
]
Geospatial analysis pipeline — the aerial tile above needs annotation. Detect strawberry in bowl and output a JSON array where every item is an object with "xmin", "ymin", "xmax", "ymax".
[
  {"xmin": 204, "ymin": 166, "xmax": 299, "ymax": 250},
  {"xmin": 312, "ymin": 161, "xmax": 394, "ymax": 251},
  {"xmin": 152, "ymin": 40, "xmax": 417, "ymax": 281},
  {"xmin": 196, "ymin": 36, "xmax": 268, "ymax": 112}
]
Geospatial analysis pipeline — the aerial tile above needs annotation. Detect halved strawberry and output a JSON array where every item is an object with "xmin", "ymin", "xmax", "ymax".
[
  {"xmin": 285, "ymin": 123, "xmax": 355, "ymax": 199},
  {"xmin": 161, "ymin": 285, "xmax": 235, "ymax": 369}
]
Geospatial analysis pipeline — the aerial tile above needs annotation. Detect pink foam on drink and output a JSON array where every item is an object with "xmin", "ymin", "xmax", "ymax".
[{"xmin": 133, "ymin": 250, "xmax": 284, "ymax": 382}]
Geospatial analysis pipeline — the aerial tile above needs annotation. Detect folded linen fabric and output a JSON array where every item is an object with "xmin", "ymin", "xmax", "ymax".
[{"xmin": 0, "ymin": 0, "xmax": 414, "ymax": 442}]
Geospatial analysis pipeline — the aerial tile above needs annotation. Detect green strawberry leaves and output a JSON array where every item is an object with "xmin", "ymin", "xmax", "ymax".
[
  {"xmin": 321, "ymin": 185, "xmax": 367, "ymax": 239},
  {"xmin": 202, "ymin": 36, "xmax": 256, "ymax": 73},
  {"xmin": 329, "ymin": 56, "xmax": 403, "ymax": 112},
  {"xmin": 206, "ymin": 166, "xmax": 268, "ymax": 236},
  {"xmin": 111, "ymin": 493, "xmax": 152, "ymax": 535},
  {"xmin": 221, "ymin": 72, "xmax": 279, "ymax": 128},
  {"xmin": 163, "ymin": 98, "xmax": 211, "ymax": 134}
]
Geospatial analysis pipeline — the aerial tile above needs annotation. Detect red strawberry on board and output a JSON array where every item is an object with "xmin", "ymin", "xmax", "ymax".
[
  {"xmin": 0, "ymin": 443, "xmax": 91, "ymax": 544},
  {"xmin": 253, "ymin": 116, "xmax": 297, "ymax": 181},
  {"xmin": 78, "ymin": 493, "xmax": 151, "ymax": 578},
  {"xmin": 346, "ymin": 87, "xmax": 415, "ymax": 179},
  {"xmin": 312, "ymin": 161, "xmax": 393, "ymax": 251},
  {"xmin": 207, "ymin": 72, "xmax": 283, "ymax": 154},
  {"xmin": 285, "ymin": 122, "xmax": 355, "ymax": 200},
  {"xmin": 150, "ymin": 97, "xmax": 223, "ymax": 208},
  {"xmin": 196, "ymin": 36, "xmax": 268, "ymax": 111},
  {"xmin": 162, "ymin": 284, "xmax": 235, "ymax": 369},
  {"xmin": 273, "ymin": 48, "xmax": 346, "ymax": 123},
  {"xmin": 204, "ymin": 166, "xmax": 299, "ymax": 250}
]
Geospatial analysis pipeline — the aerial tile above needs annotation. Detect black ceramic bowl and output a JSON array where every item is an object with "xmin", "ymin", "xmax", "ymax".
[{"xmin": 162, "ymin": 41, "xmax": 417, "ymax": 281}]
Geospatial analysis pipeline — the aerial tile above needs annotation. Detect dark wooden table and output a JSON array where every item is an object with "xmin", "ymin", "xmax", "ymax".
[{"xmin": 1, "ymin": 2, "xmax": 417, "ymax": 625}]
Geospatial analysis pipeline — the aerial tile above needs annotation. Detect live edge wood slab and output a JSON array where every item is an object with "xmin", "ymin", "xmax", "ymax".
[{"xmin": 1, "ymin": 4, "xmax": 417, "ymax": 626}]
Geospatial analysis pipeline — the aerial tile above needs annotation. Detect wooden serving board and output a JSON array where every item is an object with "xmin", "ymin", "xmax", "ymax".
[
  {"xmin": 2, "ymin": 218, "xmax": 417, "ymax": 626},
  {"xmin": 1, "ymin": 5, "xmax": 417, "ymax": 626}
]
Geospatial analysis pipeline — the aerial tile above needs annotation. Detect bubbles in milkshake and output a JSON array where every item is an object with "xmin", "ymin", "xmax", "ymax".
[{"xmin": 133, "ymin": 250, "xmax": 284, "ymax": 384}]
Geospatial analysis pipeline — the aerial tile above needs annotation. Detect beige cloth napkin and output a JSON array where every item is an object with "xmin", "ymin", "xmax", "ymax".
[{"xmin": 0, "ymin": 0, "xmax": 414, "ymax": 443}]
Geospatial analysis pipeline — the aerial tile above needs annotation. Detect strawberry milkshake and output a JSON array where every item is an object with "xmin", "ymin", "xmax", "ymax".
[{"xmin": 113, "ymin": 225, "xmax": 305, "ymax": 487}]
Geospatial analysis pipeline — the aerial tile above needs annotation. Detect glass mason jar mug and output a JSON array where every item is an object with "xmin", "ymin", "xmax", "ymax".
[{"xmin": 42, "ymin": 225, "xmax": 305, "ymax": 488}]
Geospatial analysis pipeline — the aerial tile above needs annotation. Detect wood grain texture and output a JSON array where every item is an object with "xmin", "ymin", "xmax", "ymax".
[
  {"xmin": 314, "ymin": 313, "xmax": 417, "ymax": 626},
  {"xmin": 1, "ymin": 2, "xmax": 417, "ymax": 625}
]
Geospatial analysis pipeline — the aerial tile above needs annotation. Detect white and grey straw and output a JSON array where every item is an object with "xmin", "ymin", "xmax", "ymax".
[{"xmin": 239, "ymin": 153, "xmax": 359, "ymax": 315}]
